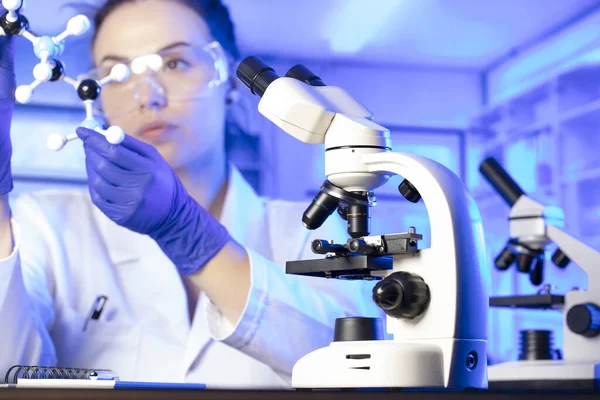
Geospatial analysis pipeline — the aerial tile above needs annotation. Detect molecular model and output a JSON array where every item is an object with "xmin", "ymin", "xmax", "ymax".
[{"xmin": 0, "ymin": 0, "xmax": 131, "ymax": 151}]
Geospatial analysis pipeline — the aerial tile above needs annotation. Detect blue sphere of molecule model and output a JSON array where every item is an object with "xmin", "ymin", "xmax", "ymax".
[
  {"xmin": 34, "ymin": 36, "xmax": 61, "ymax": 59},
  {"xmin": 80, "ymin": 118, "xmax": 101, "ymax": 131}
]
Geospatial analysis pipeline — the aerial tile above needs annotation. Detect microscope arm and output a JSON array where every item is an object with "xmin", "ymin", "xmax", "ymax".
[
  {"xmin": 547, "ymin": 225, "xmax": 600, "ymax": 293},
  {"xmin": 361, "ymin": 151, "xmax": 488, "ymax": 341}
]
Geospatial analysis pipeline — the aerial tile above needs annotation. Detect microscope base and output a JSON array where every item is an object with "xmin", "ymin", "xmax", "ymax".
[
  {"xmin": 291, "ymin": 339, "xmax": 487, "ymax": 390},
  {"xmin": 489, "ymin": 360, "xmax": 600, "ymax": 390}
]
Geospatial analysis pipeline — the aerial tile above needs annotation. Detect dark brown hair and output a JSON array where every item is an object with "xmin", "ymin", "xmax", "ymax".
[{"xmin": 90, "ymin": 0, "xmax": 240, "ymax": 60}]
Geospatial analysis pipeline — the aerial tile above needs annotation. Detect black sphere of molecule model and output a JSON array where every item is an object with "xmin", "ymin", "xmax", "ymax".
[
  {"xmin": 0, "ymin": 12, "xmax": 29, "ymax": 36},
  {"xmin": 77, "ymin": 79, "xmax": 101, "ymax": 101},
  {"xmin": 50, "ymin": 60, "xmax": 65, "ymax": 82}
]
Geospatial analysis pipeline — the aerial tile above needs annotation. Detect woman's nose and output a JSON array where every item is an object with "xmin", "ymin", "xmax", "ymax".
[{"xmin": 133, "ymin": 76, "xmax": 167, "ymax": 111}]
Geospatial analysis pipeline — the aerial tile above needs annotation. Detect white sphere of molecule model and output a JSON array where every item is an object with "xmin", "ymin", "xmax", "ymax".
[
  {"xmin": 14, "ymin": 85, "xmax": 32, "ymax": 104},
  {"xmin": 46, "ymin": 133, "xmax": 66, "ymax": 151},
  {"xmin": 130, "ymin": 57, "xmax": 148, "ymax": 75},
  {"xmin": 1, "ymin": 0, "xmax": 22, "ymax": 11},
  {"xmin": 105, "ymin": 126, "xmax": 125, "ymax": 144},
  {"xmin": 66, "ymin": 15, "xmax": 90, "ymax": 36},
  {"xmin": 130, "ymin": 54, "xmax": 163, "ymax": 75},
  {"xmin": 33, "ymin": 63, "xmax": 53, "ymax": 82},
  {"xmin": 146, "ymin": 54, "xmax": 163, "ymax": 71},
  {"xmin": 110, "ymin": 63, "xmax": 130, "ymax": 83}
]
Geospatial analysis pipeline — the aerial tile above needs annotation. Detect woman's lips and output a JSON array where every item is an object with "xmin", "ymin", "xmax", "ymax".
[{"xmin": 135, "ymin": 121, "xmax": 177, "ymax": 143}]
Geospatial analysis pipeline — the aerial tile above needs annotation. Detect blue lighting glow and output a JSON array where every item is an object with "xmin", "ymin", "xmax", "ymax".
[
  {"xmin": 505, "ymin": 141, "xmax": 536, "ymax": 194},
  {"xmin": 324, "ymin": 0, "xmax": 402, "ymax": 54},
  {"xmin": 490, "ymin": 11, "xmax": 600, "ymax": 105}
]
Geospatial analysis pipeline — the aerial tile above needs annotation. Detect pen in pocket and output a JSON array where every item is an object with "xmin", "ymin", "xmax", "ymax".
[{"xmin": 83, "ymin": 295, "xmax": 108, "ymax": 332}]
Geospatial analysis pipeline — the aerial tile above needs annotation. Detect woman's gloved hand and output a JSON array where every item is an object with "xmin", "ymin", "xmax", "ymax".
[
  {"xmin": 0, "ymin": 36, "xmax": 15, "ymax": 195},
  {"xmin": 76, "ymin": 127, "xmax": 231, "ymax": 274}
]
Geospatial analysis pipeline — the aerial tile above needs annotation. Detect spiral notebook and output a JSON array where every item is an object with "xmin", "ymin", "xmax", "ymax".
[{"xmin": 2, "ymin": 365, "xmax": 206, "ymax": 390}]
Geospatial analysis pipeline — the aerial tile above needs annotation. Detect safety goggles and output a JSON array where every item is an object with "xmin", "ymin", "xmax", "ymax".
[{"xmin": 83, "ymin": 41, "xmax": 229, "ymax": 116}]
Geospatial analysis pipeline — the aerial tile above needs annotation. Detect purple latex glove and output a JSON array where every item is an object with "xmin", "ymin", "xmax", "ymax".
[
  {"xmin": 0, "ymin": 36, "xmax": 15, "ymax": 195},
  {"xmin": 76, "ymin": 127, "xmax": 231, "ymax": 274}
]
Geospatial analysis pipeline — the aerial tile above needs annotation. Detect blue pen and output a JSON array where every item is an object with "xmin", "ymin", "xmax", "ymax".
[{"xmin": 113, "ymin": 381, "xmax": 206, "ymax": 390}]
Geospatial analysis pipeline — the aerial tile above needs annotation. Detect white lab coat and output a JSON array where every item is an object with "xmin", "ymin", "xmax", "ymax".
[{"xmin": 0, "ymin": 166, "xmax": 382, "ymax": 388}]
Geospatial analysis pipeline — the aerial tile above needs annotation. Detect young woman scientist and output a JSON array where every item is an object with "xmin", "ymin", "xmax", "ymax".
[{"xmin": 0, "ymin": 0, "xmax": 382, "ymax": 389}]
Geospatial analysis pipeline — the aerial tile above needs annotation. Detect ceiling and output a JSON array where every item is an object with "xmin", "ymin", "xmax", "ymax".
[
  {"xmin": 14, "ymin": 0, "xmax": 600, "ymax": 71},
  {"xmin": 228, "ymin": 0, "xmax": 600, "ymax": 69}
]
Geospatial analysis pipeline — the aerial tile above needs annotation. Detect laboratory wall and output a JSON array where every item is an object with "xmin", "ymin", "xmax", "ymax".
[{"xmin": 6, "ymin": 0, "xmax": 600, "ymax": 371}]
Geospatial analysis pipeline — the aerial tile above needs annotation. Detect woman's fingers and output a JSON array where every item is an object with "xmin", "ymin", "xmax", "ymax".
[{"xmin": 77, "ymin": 127, "xmax": 150, "ymax": 172}]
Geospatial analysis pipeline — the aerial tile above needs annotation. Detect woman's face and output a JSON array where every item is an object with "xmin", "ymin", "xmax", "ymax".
[{"xmin": 92, "ymin": 0, "xmax": 229, "ymax": 169}]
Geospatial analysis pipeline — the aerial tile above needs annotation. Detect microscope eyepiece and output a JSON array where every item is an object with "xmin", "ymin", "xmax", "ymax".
[
  {"xmin": 479, "ymin": 157, "xmax": 525, "ymax": 207},
  {"xmin": 236, "ymin": 56, "xmax": 279, "ymax": 97},
  {"xmin": 285, "ymin": 64, "xmax": 326, "ymax": 86}
]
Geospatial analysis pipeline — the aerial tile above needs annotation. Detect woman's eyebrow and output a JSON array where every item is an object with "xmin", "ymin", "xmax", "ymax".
[{"xmin": 99, "ymin": 42, "xmax": 192, "ymax": 64}]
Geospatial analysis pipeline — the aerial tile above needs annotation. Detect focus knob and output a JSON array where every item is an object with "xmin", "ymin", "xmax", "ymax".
[
  {"xmin": 398, "ymin": 179, "xmax": 421, "ymax": 203},
  {"xmin": 567, "ymin": 303, "xmax": 600, "ymax": 338},
  {"xmin": 372, "ymin": 271, "xmax": 430, "ymax": 319}
]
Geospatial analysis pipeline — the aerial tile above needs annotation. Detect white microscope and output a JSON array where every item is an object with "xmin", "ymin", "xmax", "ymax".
[
  {"xmin": 236, "ymin": 57, "xmax": 489, "ymax": 390},
  {"xmin": 480, "ymin": 157, "xmax": 600, "ymax": 390}
]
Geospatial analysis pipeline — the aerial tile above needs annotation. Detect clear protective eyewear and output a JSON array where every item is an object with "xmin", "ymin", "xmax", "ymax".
[{"xmin": 84, "ymin": 40, "xmax": 229, "ymax": 116}]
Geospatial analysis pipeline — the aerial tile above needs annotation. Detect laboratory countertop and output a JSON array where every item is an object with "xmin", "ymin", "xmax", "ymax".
[{"xmin": 2, "ymin": 390, "xmax": 600, "ymax": 399}]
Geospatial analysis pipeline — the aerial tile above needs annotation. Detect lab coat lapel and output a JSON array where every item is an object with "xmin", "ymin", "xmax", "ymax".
[
  {"xmin": 93, "ymin": 207, "xmax": 141, "ymax": 266},
  {"xmin": 219, "ymin": 166, "xmax": 270, "ymax": 256},
  {"xmin": 89, "ymin": 205, "xmax": 142, "ymax": 322},
  {"xmin": 183, "ymin": 292, "xmax": 212, "ymax": 371},
  {"xmin": 92, "ymin": 203, "xmax": 189, "ymax": 330},
  {"xmin": 183, "ymin": 165, "xmax": 269, "ymax": 372}
]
